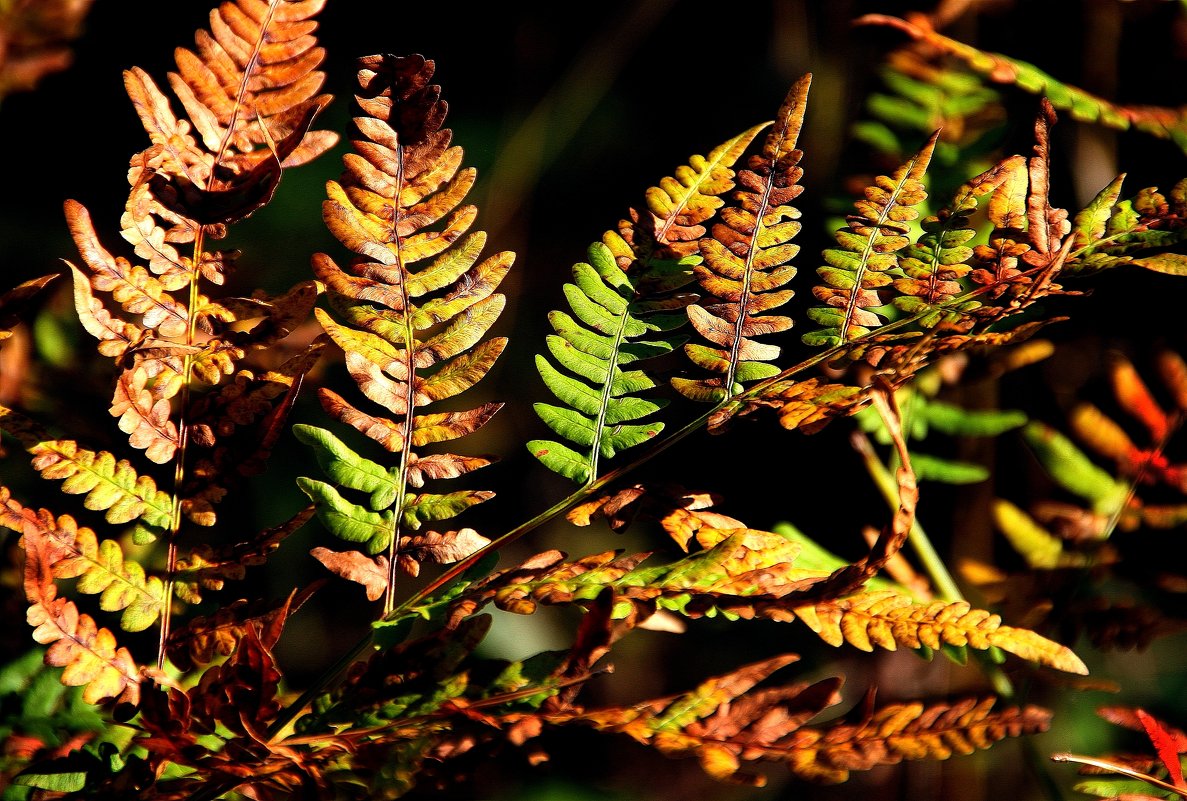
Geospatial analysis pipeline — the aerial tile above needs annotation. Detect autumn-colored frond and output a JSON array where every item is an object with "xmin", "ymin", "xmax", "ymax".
[
  {"xmin": 11, "ymin": 496, "xmax": 141, "ymax": 707},
  {"xmin": 673, "ymin": 74, "xmax": 810, "ymax": 405},
  {"xmin": 299, "ymin": 54, "xmax": 504, "ymax": 610},
  {"xmin": 857, "ymin": 13, "xmax": 1187, "ymax": 153},
  {"xmin": 529, "ymin": 119, "xmax": 778, "ymax": 482},
  {"xmin": 804, "ymin": 131, "xmax": 938, "ymax": 347},
  {"xmin": 795, "ymin": 589, "xmax": 1087, "ymax": 674},
  {"xmin": 568, "ymin": 655, "xmax": 1048, "ymax": 786}
]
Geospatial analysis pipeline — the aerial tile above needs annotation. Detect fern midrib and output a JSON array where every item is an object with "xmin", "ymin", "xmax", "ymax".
[
  {"xmin": 725, "ymin": 159, "xmax": 783, "ymax": 395},
  {"xmin": 588, "ymin": 302, "xmax": 634, "ymax": 485},
  {"xmin": 384, "ymin": 145, "xmax": 417, "ymax": 616},
  {"xmin": 210, "ymin": 0, "xmax": 279, "ymax": 183},
  {"xmin": 840, "ymin": 160, "xmax": 922, "ymax": 344}
]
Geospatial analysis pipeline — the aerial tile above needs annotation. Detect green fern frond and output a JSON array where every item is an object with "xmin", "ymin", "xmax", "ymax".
[
  {"xmin": 1063, "ymin": 177, "xmax": 1187, "ymax": 276},
  {"xmin": 857, "ymin": 14, "xmax": 1187, "ymax": 154},
  {"xmin": 529, "ymin": 241, "xmax": 686, "ymax": 484},
  {"xmin": 673, "ymin": 74, "xmax": 810, "ymax": 403},
  {"xmin": 803, "ymin": 131, "xmax": 939, "ymax": 347}
]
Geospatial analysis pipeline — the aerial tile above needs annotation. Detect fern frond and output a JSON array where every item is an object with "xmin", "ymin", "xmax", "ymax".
[
  {"xmin": 803, "ymin": 131, "xmax": 938, "ymax": 347},
  {"xmin": 857, "ymin": 14, "xmax": 1187, "ymax": 153},
  {"xmin": 794, "ymin": 589, "xmax": 1087, "ymax": 674},
  {"xmin": 529, "ymin": 241, "xmax": 685, "ymax": 484},
  {"xmin": 301, "ymin": 54, "xmax": 505, "ymax": 608},
  {"xmin": 1063, "ymin": 177, "xmax": 1187, "ymax": 277},
  {"xmin": 567, "ymin": 656, "xmax": 1049, "ymax": 786},
  {"xmin": 0, "ymin": 406, "xmax": 173, "ymax": 531},
  {"xmin": 17, "ymin": 508, "xmax": 141, "ymax": 706},
  {"xmin": 790, "ymin": 696, "xmax": 1052, "ymax": 784},
  {"xmin": 0, "ymin": 491, "xmax": 165, "ymax": 633},
  {"xmin": 167, "ymin": 585, "xmax": 310, "ymax": 672},
  {"xmin": 890, "ymin": 156, "xmax": 1024, "ymax": 328},
  {"xmin": 673, "ymin": 74, "xmax": 810, "ymax": 404},
  {"xmin": 645, "ymin": 122, "xmax": 770, "ymax": 253}
]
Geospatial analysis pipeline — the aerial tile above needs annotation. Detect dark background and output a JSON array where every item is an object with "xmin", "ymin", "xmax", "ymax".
[{"xmin": 4, "ymin": 2, "xmax": 1187, "ymax": 799}]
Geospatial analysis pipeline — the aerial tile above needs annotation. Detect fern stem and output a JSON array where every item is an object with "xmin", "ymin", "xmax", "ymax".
[
  {"xmin": 156, "ymin": 225, "xmax": 207, "ymax": 671},
  {"xmin": 851, "ymin": 429, "xmax": 965, "ymax": 603}
]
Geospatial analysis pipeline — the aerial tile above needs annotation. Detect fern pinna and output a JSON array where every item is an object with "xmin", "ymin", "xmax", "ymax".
[{"xmin": 295, "ymin": 54, "xmax": 506, "ymax": 612}]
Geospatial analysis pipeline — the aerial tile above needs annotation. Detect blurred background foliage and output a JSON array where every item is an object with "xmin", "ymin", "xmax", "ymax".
[{"xmin": 4, "ymin": 1, "xmax": 1187, "ymax": 799}]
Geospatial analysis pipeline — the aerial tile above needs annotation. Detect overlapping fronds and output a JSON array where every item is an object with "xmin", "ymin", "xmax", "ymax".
[
  {"xmin": 60, "ymin": 0, "xmax": 334, "ymax": 482},
  {"xmin": 803, "ymin": 132, "xmax": 938, "ymax": 347},
  {"xmin": 565, "ymin": 655, "xmax": 1050, "ymax": 786},
  {"xmin": 850, "ymin": 44, "xmax": 1005, "ymax": 196},
  {"xmin": 1015, "ymin": 350, "xmax": 1187, "ymax": 542},
  {"xmin": 854, "ymin": 356, "xmax": 1030, "ymax": 484},
  {"xmin": 530, "ymin": 123, "xmax": 771, "ymax": 481},
  {"xmin": 858, "ymin": 14, "xmax": 1187, "ymax": 153},
  {"xmin": 298, "ymin": 54, "xmax": 505, "ymax": 609},
  {"xmin": 672, "ymin": 75, "xmax": 810, "ymax": 403},
  {"xmin": 1063, "ymin": 177, "xmax": 1187, "ymax": 278}
]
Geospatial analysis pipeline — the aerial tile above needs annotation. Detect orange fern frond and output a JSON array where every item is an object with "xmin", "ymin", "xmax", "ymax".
[{"xmin": 298, "ymin": 54, "xmax": 506, "ymax": 610}]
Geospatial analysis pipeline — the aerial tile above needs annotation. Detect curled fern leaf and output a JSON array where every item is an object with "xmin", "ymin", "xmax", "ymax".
[
  {"xmin": 301, "ymin": 54, "xmax": 505, "ymax": 605},
  {"xmin": 673, "ymin": 74, "xmax": 811, "ymax": 404}
]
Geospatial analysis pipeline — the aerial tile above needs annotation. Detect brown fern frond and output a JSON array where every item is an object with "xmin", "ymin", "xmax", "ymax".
[
  {"xmin": 791, "ymin": 696, "xmax": 1052, "ymax": 783},
  {"xmin": 567, "ymin": 656, "xmax": 1048, "ymax": 786},
  {"xmin": 0, "ymin": 0, "xmax": 94, "ymax": 100},
  {"xmin": 673, "ymin": 75, "xmax": 810, "ymax": 405},
  {"xmin": 166, "ymin": 584, "xmax": 313, "ymax": 672}
]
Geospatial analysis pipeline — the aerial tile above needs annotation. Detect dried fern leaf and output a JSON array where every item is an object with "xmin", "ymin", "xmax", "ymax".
[
  {"xmin": 167, "ymin": 585, "xmax": 311, "ymax": 672},
  {"xmin": 789, "ymin": 696, "xmax": 1052, "ymax": 784},
  {"xmin": 0, "ymin": 492, "xmax": 165, "ymax": 633},
  {"xmin": 673, "ymin": 74, "xmax": 810, "ymax": 403},
  {"xmin": 804, "ymin": 131, "xmax": 938, "ymax": 347},
  {"xmin": 566, "ymin": 655, "xmax": 1049, "ymax": 786},
  {"xmin": 301, "ymin": 54, "xmax": 504, "ymax": 597}
]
